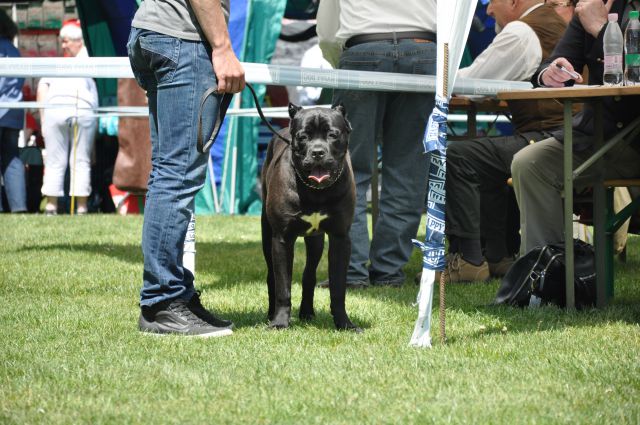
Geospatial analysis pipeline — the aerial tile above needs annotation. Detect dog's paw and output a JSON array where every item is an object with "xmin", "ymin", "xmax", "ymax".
[
  {"xmin": 298, "ymin": 305, "xmax": 316, "ymax": 320},
  {"xmin": 269, "ymin": 310, "xmax": 291, "ymax": 329},
  {"xmin": 335, "ymin": 320, "xmax": 363, "ymax": 334},
  {"xmin": 298, "ymin": 308, "xmax": 316, "ymax": 321},
  {"xmin": 268, "ymin": 320, "xmax": 290, "ymax": 329}
]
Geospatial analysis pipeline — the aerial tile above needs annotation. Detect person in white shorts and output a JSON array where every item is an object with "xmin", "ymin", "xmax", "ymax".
[{"xmin": 38, "ymin": 19, "xmax": 98, "ymax": 215}]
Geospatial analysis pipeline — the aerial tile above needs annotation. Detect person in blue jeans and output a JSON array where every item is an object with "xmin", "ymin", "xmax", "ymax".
[
  {"xmin": 128, "ymin": 0, "xmax": 245, "ymax": 337},
  {"xmin": 0, "ymin": 10, "xmax": 26, "ymax": 213},
  {"xmin": 317, "ymin": 0, "xmax": 437, "ymax": 288}
]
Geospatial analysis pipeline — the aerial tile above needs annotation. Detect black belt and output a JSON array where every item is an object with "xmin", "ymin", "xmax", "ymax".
[{"xmin": 345, "ymin": 31, "xmax": 436, "ymax": 48}]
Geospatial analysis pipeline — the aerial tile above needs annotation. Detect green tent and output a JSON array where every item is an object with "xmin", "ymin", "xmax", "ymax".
[{"xmin": 218, "ymin": 0, "xmax": 286, "ymax": 215}]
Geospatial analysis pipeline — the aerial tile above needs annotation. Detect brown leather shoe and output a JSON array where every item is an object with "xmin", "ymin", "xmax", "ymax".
[
  {"xmin": 488, "ymin": 256, "xmax": 515, "ymax": 278},
  {"xmin": 442, "ymin": 253, "xmax": 490, "ymax": 283}
]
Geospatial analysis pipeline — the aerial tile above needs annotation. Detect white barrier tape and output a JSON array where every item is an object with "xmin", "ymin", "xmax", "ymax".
[
  {"xmin": 0, "ymin": 101, "xmax": 511, "ymax": 122},
  {"xmin": 0, "ymin": 101, "xmax": 79, "ymax": 109},
  {"xmin": 0, "ymin": 57, "xmax": 532, "ymax": 96},
  {"xmin": 0, "ymin": 57, "xmax": 134, "ymax": 79}
]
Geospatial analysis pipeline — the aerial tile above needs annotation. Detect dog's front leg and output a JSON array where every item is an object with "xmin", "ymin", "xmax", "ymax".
[
  {"xmin": 328, "ymin": 234, "xmax": 362, "ymax": 332},
  {"xmin": 261, "ymin": 212, "xmax": 276, "ymax": 321},
  {"xmin": 300, "ymin": 234, "xmax": 324, "ymax": 320},
  {"xmin": 269, "ymin": 234, "xmax": 295, "ymax": 329}
]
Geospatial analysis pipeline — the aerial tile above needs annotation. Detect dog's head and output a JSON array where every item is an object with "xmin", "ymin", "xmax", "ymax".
[{"xmin": 288, "ymin": 103, "xmax": 352, "ymax": 189}]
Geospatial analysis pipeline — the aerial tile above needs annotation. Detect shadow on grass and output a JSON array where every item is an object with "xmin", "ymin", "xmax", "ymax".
[
  {"xmin": 231, "ymin": 309, "xmax": 373, "ymax": 332},
  {"xmin": 18, "ymin": 240, "xmax": 267, "ymax": 283},
  {"xmin": 21, "ymin": 238, "xmax": 640, "ymax": 337}
]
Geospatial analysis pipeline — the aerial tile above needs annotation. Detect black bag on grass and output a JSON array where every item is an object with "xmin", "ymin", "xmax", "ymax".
[{"xmin": 494, "ymin": 239, "xmax": 596, "ymax": 309}]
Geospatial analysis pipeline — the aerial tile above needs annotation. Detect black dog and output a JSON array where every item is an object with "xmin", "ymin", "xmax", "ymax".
[{"xmin": 261, "ymin": 103, "xmax": 361, "ymax": 332}]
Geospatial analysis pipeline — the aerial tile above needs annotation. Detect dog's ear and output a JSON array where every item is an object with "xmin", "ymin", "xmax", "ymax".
[
  {"xmin": 343, "ymin": 117, "xmax": 352, "ymax": 133},
  {"xmin": 332, "ymin": 103, "xmax": 347, "ymax": 117},
  {"xmin": 332, "ymin": 103, "xmax": 352, "ymax": 133},
  {"xmin": 288, "ymin": 103, "xmax": 302, "ymax": 120}
]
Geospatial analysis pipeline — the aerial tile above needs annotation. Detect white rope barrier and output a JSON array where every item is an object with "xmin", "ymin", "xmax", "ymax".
[
  {"xmin": 0, "ymin": 57, "xmax": 531, "ymax": 96},
  {"xmin": 0, "ymin": 58, "xmax": 516, "ymax": 126},
  {"xmin": 0, "ymin": 101, "xmax": 511, "ymax": 123}
]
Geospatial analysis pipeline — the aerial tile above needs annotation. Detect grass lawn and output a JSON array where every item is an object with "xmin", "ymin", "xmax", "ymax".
[{"xmin": 1, "ymin": 214, "xmax": 639, "ymax": 424}]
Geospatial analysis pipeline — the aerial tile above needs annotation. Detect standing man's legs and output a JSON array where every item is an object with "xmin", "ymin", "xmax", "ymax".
[
  {"xmin": 368, "ymin": 39, "xmax": 436, "ymax": 285},
  {"xmin": 129, "ymin": 31, "xmax": 212, "ymax": 305},
  {"xmin": 333, "ymin": 45, "xmax": 386, "ymax": 285},
  {"xmin": 128, "ymin": 28, "xmax": 232, "ymax": 336},
  {"xmin": 369, "ymin": 89, "xmax": 430, "ymax": 285}
]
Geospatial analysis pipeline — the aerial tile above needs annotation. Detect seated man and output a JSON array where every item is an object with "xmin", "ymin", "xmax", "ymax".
[
  {"xmin": 512, "ymin": 0, "xmax": 640, "ymax": 254},
  {"xmin": 443, "ymin": 0, "xmax": 572, "ymax": 282}
]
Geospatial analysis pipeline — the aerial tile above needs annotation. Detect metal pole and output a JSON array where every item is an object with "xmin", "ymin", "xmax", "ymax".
[{"xmin": 563, "ymin": 100, "xmax": 575, "ymax": 309}]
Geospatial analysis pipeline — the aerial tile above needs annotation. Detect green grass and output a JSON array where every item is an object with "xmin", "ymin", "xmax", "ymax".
[{"xmin": 1, "ymin": 214, "xmax": 639, "ymax": 424}]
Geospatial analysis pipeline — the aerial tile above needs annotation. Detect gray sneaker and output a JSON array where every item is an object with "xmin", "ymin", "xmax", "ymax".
[
  {"xmin": 139, "ymin": 297, "xmax": 233, "ymax": 337},
  {"xmin": 187, "ymin": 291, "xmax": 234, "ymax": 329}
]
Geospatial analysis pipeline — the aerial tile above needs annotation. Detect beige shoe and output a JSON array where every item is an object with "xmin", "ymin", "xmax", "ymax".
[
  {"xmin": 488, "ymin": 256, "xmax": 515, "ymax": 278},
  {"xmin": 442, "ymin": 253, "xmax": 490, "ymax": 283}
]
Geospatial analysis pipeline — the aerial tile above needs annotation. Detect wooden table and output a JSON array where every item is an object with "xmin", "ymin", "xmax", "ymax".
[{"xmin": 497, "ymin": 85, "xmax": 640, "ymax": 308}]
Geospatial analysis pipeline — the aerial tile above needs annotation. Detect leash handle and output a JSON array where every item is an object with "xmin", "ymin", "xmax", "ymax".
[
  {"xmin": 197, "ymin": 82, "xmax": 292, "ymax": 154},
  {"xmin": 244, "ymin": 83, "xmax": 292, "ymax": 145},
  {"xmin": 197, "ymin": 87, "xmax": 232, "ymax": 153}
]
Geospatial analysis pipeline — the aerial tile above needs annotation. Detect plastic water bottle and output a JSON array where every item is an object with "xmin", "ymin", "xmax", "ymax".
[
  {"xmin": 625, "ymin": 10, "xmax": 640, "ymax": 86},
  {"xmin": 603, "ymin": 13, "xmax": 624, "ymax": 86}
]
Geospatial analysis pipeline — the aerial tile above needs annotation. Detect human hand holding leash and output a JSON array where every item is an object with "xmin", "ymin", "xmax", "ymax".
[
  {"xmin": 212, "ymin": 44, "xmax": 245, "ymax": 94},
  {"xmin": 190, "ymin": 0, "xmax": 245, "ymax": 93}
]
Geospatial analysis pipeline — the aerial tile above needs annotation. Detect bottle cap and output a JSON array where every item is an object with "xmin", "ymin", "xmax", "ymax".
[
  {"xmin": 608, "ymin": 13, "xmax": 618, "ymax": 21},
  {"xmin": 631, "ymin": 11, "xmax": 639, "ymax": 20}
]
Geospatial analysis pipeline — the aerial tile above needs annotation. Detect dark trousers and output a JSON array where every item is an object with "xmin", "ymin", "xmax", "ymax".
[{"xmin": 445, "ymin": 132, "xmax": 546, "ymax": 258}]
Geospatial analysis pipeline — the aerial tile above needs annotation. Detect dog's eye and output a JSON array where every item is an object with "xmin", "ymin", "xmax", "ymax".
[
  {"xmin": 327, "ymin": 131, "xmax": 339, "ymax": 140},
  {"xmin": 296, "ymin": 133, "xmax": 309, "ymax": 142}
]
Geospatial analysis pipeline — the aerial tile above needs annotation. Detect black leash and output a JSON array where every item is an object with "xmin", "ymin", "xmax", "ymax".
[{"xmin": 197, "ymin": 82, "xmax": 292, "ymax": 153}]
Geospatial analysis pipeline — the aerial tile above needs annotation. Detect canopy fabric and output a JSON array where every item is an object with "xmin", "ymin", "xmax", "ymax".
[
  {"xmin": 217, "ymin": 0, "xmax": 287, "ymax": 215},
  {"xmin": 77, "ymin": 0, "xmax": 136, "ymax": 106},
  {"xmin": 195, "ymin": 0, "xmax": 251, "ymax": 214}
]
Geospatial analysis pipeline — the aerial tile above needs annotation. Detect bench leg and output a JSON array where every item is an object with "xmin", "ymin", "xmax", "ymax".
[{"xmin": 605, "ymin": 187, "xmax": 615, "ymax": 300}]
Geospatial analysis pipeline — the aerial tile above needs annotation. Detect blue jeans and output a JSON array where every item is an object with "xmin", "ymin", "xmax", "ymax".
[
  {"xmin": 333, "ymin": 39, "xmax": 436, "ymax": 284},
  {"xmin": 127, "ymin": 28, "xmax": 223, "ymax": 306},
  {"xmin": 0, "ymin": 127, "xmax": 26, "ymax": 212}
]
